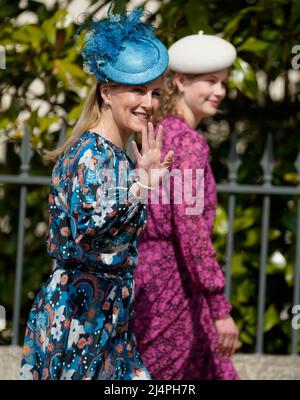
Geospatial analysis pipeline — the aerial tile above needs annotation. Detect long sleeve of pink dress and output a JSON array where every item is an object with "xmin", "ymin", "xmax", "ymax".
[{"xmin": 133, "ymin": 115, "xmax": 239, "ymax": 380}]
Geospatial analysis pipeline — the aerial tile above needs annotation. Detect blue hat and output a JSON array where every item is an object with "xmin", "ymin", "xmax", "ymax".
[{"xmin": 80, "ymin": 8, "xmax": 169, "ymax": 85}]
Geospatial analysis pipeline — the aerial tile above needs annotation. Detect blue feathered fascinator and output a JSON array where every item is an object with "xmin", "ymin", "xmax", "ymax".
[{"xmin": 80, "ymin": 8, "xmax": 169, "ymax": 85}]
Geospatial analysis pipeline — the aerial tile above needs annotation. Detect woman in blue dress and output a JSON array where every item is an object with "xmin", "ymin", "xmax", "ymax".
[{"xmin": 19, "ymin": 8, "xmax": 173, "ymax": 380}]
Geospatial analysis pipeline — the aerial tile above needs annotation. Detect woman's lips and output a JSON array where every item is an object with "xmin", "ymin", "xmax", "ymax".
[
  {"xmin": 207, "ymin": 100, "xmax": 220, "ymax": 107},
  {"xmin": 131, "ymin": 111, "xmax": 150, "ymax": 121}
]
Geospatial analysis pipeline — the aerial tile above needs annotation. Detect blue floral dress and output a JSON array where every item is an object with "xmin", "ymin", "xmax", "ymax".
[{"xmin": 20, "ymin": 130, "xmax": 150, "ymax": 380}]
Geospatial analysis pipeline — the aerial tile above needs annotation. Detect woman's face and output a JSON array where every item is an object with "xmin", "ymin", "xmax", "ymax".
[
  {"xmin": 176, "ymin": 69, "xmax": 229, "ymax": 120},
  {"xmin": 101, "ymin": 76, "xmax": 163, "ymax": 134}
]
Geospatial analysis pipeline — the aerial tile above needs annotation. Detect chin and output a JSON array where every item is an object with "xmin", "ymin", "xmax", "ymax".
[
  {"xmin": 128, "ymin": 119, "xmax": 149, "ymax": 133},
  {"xmin": 202, "ymin": 107, "xmax": 218, "ymax": 117}
]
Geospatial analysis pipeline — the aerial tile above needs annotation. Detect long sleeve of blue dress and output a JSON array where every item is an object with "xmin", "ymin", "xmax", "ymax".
[{"xmin": 47, "ymin": 130, "xmax": 145, "ymax": 268}]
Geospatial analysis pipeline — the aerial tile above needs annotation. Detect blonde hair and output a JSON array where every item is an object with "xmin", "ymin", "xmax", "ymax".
[
  {"xmin": 43, "ymin": 82, "xmax": 103, "ymax": 162},
  {"xmin": 154, "ymin": 69, "xmax": 185, "ymax": 123}
]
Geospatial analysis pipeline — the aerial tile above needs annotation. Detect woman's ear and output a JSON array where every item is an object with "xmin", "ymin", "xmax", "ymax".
[
  {"xmin": 99, "ymin": 84, "xmax": 111, "ymax": 106},
  {"xmin": 174, "ymin": 73, "xmax": 186, "ymax": 94}
]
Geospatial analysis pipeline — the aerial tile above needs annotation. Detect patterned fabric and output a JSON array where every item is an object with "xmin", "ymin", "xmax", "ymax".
[
  {"xmin": 133, "ymin": 115, "xmax": 239, "ymax": 380},
  {"xmin": 20, "ymin": 130, "xmax": 150, "ymax": 380}
]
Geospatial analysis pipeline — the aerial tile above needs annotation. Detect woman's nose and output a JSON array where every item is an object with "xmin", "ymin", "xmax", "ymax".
[
  {"xmin": 141, "ymin": 92, "xmax": 153, "ymax": 108},
  {"xmin": 214, "ymin": 82, "xmax": 226, "ymax": 97}
]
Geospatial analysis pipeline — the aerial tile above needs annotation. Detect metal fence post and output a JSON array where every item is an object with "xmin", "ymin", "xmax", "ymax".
[{"xmin": 12, "ymin": 126, "xmax": 33, "ymax": 345}]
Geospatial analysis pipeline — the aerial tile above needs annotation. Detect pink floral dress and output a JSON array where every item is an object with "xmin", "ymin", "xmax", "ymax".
[{"xmin": 133, "ymin": 115, "xmax": 239, "ymax": 380}]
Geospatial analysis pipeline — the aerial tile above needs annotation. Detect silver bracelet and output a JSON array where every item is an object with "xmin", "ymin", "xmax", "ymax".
[{"xmin": 135, "ymin": 180, "xmax": 154, "ymax": 191}]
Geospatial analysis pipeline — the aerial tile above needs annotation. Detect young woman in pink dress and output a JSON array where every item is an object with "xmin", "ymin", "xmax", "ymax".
[{"xmin": 133, "ymin": 34, "xmax": 240, "ymax": 380}]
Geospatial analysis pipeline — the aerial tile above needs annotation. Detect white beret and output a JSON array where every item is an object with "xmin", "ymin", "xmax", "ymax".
[{"xmin": 168, "ymin": 33, "xmax": 237, "ymax": 74}]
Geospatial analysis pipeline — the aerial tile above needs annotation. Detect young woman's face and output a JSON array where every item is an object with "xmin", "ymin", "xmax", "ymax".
[
  {"xmin": 176, "ymin": 69, "xmax": 229, "ymax": 120},
  {"xmin": 102, "ymin": 76, "xmax": 163, "ymax": 134}
]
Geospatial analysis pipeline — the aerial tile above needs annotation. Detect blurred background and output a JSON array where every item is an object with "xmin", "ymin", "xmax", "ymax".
[{"xmin": 0, "ymin": 0, "xmax": 300, "ymax": 379}]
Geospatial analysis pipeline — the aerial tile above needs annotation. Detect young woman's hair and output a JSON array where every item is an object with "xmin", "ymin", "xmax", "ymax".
[
  {"xmin": 43, "ymin": 82, "xmax": 103, "ymax": 162},
  {"xmin": 153, "ymin": 69, "xmax": 185, "ymax": 124}
]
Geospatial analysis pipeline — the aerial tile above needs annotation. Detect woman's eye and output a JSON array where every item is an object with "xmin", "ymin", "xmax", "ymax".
[
  {"xmin": 153, "ymin": 92, "xmax": 161, "ymax": 97},
  {"xmin": 133, "ymin": 88, "xmax": 145, "ymax": 94}
]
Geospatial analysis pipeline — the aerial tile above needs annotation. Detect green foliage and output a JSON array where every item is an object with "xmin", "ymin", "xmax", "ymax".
[
  {"xmin": 0, "ymin": 0, "xmax": 300, "ymax": 354},
  {"xmin": 230, "ymin": 57, "xmax": 258, "ymax": 100},
  {"xmin": 213, "ymin": 199, "xmax": 298, "ymax": 353}
]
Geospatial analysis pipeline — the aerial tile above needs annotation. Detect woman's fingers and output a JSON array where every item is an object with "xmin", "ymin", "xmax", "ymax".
[
  {"xmin": 231, "ymin": 333, "xmax": 239, "ymax": 356},
  {"xmin": 161, "ymin": 150, "xmax": 174, "ymax": 167},
  {"xmin": 224, "ymin": 334, "xmax": 235, "ymax": 357},
  {"xmin": 227, "ymin": 336, "xmax": 237, "ymax": 357},
  {"xmin": 155, "ymin": 125, "xmax": 163, "ymax": 148},
  {"xmin": 215, "ymin": 316, "xmax": 239, "ymax": 357},
  {"xmin": 141, "ymin": 123, "xmax": 166, "ymax": 156},
  {"xmin": 229, "ymin": 340, "xmax": 238, "ymax": 356},
  {"xmin": 217, "ymin": 332, "xmax": 226, "ymax": 356},
  {"xmin": 220, "ymin": 335, "xmax": 229, "ymax": 357},
  {"xmin": 219, "ymin": 333, "xmax": 238, "ymax": 357},
  {"xmin": 141, "ymin": 125, "xmax": 149, "ymax": 154},
  {"xmin": 148, "ymin": 122, "xmax": 155, "ymax": 149},
  {"xmin": 217, "ymin": 330, "xmax": 231, "ymax": 357},
  {"xmin": 131, "ymin": 140, "xmax": 142, "ymax": 162}
]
